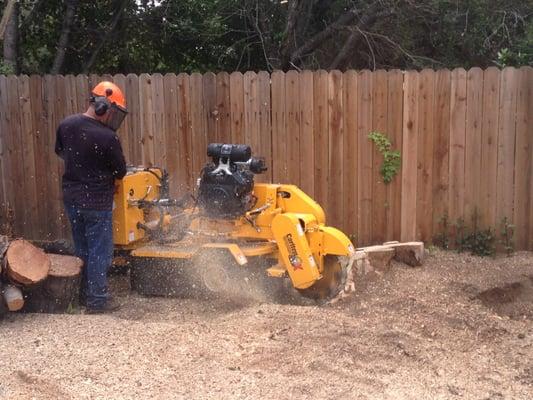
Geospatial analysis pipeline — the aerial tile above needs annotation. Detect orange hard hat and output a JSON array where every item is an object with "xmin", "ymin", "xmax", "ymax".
[{"xmin": 91, "ymin": 81, "xmax": 126, "ymax": 109}]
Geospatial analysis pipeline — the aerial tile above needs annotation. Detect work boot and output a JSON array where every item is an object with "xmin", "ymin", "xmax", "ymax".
[{"xmin": 85, "ymin": 299, "xmax": 121, "ymax": 314}]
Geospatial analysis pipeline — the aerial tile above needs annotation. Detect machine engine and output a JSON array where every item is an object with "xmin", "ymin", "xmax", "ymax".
[{"xmin": 198, "ymin": 143, "xmax": 267, "ymax": 218}]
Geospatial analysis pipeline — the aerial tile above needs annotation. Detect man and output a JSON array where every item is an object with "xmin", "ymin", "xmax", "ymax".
[{"xmin": 55, "ymin": 81, "xmax": 128, "ymax": 313}]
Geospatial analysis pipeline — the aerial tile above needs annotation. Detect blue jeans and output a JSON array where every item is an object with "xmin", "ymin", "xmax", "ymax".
[{"xmin": 65, "ymin": 204, "xmax": 113, "ymax": 309}]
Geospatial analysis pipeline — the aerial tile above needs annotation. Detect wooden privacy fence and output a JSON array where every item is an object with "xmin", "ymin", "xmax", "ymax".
[{"xmin": 0, "ymin": 67, "xmax": 531, "ymax": 249}]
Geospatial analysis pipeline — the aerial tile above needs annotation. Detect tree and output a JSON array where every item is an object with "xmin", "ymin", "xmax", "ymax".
[{"xmin": 0, "ymin": 0, "xmax": 531, "ymax": 75}]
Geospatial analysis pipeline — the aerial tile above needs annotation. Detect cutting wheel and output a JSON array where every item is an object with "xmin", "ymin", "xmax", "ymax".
[{"xmin": 296, "ymin": 255, "xmax": 350, "ymax": 302}]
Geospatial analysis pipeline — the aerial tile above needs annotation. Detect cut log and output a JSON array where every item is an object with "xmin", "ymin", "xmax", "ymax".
[
  {"xmin": 3, "ymin": 284, "xmax": 24, "ymax": 311},
  {"xmin": 389, "ymin": 241, "xmax": 425, "ymax": 267},
  {"xmin": 4, "ymin": 239, "xmax": 50, "ymax": 285},
  {"xmin": 383, "ymin": 241, "xmax": 400, "ymax": 246},
  {"xmin": 363, "ymin": 245, "xmax": 395, "ymax": 272},
  {"xmin": 23, "ymin": 254, "xmax": 82, "ymax": 313}
]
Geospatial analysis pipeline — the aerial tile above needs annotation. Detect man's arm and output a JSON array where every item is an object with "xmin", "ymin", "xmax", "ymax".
[
  {"xmin": 107, "ymin": 134, "xmax": 127, "ymax": 179},
  {"xmin": 54, "ymin": 127, "xmax": 64, "ymax": 158}
]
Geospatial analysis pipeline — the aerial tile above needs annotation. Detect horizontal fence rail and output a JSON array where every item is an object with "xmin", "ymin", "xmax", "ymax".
[{"xmin": 0, "ymin": 68, "xmax": 531, "ymax": 249}]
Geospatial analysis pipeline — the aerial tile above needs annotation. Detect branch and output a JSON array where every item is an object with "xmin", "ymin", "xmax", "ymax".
[
  {"xmin": 329, "ymin": 8, "xmax": 393, "ymax": 70},
  {"xmin": 82, "ymin": 0, "xmax": 128, "ymax": 74},
  {"xmin": 363, "ymin": 30, "xmax": 443, "ymax": 67},
  {"xmin": 279, "ymin": 0, "xmax": 300, "ymax": 64},
  {"xmin": 288, "ymin": 2, "xmax": 381, "ymax": 68},
  {"xmin": 51, "ymin": 0, "xmax": 79, "ymax": 74}
]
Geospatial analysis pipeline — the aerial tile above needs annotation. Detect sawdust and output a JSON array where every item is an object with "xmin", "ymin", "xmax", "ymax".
[{"xmin": 0, "ymin": 249, "xmax": 532, "ymax": 400}]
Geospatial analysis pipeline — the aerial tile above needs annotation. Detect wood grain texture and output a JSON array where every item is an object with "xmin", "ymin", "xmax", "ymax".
[
  {"xmin": 371, "ymin": 70, "xmax": 388, "ymax": 243},
  {"xmin": 312, "ymin": 71, "xmax": 329, "ymax": 210},
  {"xmin": 386, "ymin": 70, "xmax": 404, "ymax": 242},
  {"xmin": 328, "ymin": 70, "xmax": 344, "ymax": 230},
  {"xmin": 400, "ymin": 71, "xmax": 419, "ymax": 242},
  {"xmin": 496, "ymin": 68, "xmax": 518, "ymax": 228},
  {"xmin": 271, "ymin": 71, "xmax": 286, "ymax": 184},
  {"xmin": 479, "ymin": 67, "xmax": 500, "ymax": 230},
  {"xmin": 416, "ymin": 70, "xmax": 435, "ymax": 242},
  {"xmin": 464, "ymin": 68, "xmax": 484, "ymax": 225},
  {"xmin": 357, "ymin": 70, "xmax": 373, "ymax": 245},
  {"xmin": 513, "ymin": 67, "xmax": 532, "ymax": 249},
  {"xmin": 448, "ymin": 68, "xmax": 467, "ymax": 232},
  {"xmin": 342, "ymin": 71, "xmax": 358, "ymax": 241},
  {"xmin": 432, "ymin": 69, "xmax": 451, "ymax": 239}
]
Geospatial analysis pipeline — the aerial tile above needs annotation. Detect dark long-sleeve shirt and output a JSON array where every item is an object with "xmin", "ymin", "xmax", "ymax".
[{"xmin": 55, "ymin": 114, "xmax": 127, "ymax": 210}]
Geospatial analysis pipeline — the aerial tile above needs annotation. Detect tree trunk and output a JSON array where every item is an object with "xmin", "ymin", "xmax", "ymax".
[
  {"xmin": 2, "ymin": 0, "xmax": 18, "ymax": 73},
  {"xmin": 388, "ymin": 242, "xmax": 425, "ymax": 267},
  {"xmin": 23, "ymin": 253, "xmax": 82, "ymax": 313},
  {"xmin": 0, "ymin": 0, "xmax": 16, "ymax": 39},
  {"xmin": 50, "ymin": 0, "xmax": 79, "ymax": 74}
]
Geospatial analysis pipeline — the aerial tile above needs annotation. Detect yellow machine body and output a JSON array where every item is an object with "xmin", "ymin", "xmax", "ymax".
[
  {"xmin": 113, "ymin": 169, "xmax": 355, "ymax": 293},
  {"xmin": 112, "ymin": 168, "xmax": 163, "ymax": 246}
]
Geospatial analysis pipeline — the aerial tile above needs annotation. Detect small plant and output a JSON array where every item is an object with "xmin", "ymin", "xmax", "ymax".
[
  {"xmin": 433, "ymin": 212, "xmax": 450, "ymax": 249},
  {"xmin": 499, "ymin": 217, "xmax": 515, "ymax": 257},
  {"xmin": 462, "ymin": 229, "xmax": 496, "ymax": 257},
  {"xmin": 458, "ymin": 210, "xmax": 496, "ymax": 257},
  {"xmin": 454, "ymin": 217, "xmax": 467, "ymax": 252},
  {"xmin": 368, "ymin": 131, "xmax": 401, "ymax": 184},
  {"xmin": 434, "ymin": 210, "xmax": 496, "ymax": 257}
]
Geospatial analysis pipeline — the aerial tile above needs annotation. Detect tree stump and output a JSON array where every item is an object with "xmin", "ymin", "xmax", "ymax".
[
  {"xmin": 23, "ymin": 254, "xmax": 83, "ymax": 313},
  {"xmin": 363, "ymin": 245, "xmax": 395, "ymax": 272},
  {"xmin": 3, "ymin": 239, "xmax": 50, "ymax": 285},
  {"xmin": 389, "ymin": 242, "xmax": 425, "ymax": 267}
]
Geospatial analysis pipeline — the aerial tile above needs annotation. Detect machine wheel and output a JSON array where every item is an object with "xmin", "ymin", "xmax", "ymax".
[{"xmin": 296, "ymin": 255, "xmax": 349, "ymax": 303}]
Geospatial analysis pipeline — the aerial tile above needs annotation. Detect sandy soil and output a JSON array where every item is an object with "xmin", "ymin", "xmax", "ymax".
[{"xmin": 0, "ymin": 250, "xmax": 532, "ymax": 400}]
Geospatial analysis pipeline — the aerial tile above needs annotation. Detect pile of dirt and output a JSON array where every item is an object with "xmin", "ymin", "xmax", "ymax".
[{"xmin": 0, "ymin": 250, "xmax": 531, "ymax": 399}]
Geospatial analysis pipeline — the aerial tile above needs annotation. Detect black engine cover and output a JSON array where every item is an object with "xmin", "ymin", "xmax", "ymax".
[{"xmin": 198, "ymin": 163, "xmax": 255, "ymax": 218}]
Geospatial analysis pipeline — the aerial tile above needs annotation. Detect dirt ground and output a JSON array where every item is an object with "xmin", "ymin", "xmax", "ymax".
[{"xmin": 0, "ymin": 249, "xmax": 532, "ymax": 400}]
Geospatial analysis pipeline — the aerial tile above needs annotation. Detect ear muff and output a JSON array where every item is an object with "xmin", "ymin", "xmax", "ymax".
[{"xmin": 92, "ymin": 96, "xmax": 110, "ymax": 116}]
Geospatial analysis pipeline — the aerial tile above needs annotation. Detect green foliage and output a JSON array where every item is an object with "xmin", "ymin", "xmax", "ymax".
[
  {"xmin": 456, "ymin": 210, "xmax": 496, "ymax": 256},
  {"xmin": 499, "ymin": 217, "xmax": 515, "ymax": 257},
  {"xmin": 368, "ymin": 132, "xmax": 401, "ymax": 184},
  {"xmin": 433, "ymin": 210, "xmax": 519, "ymax": 257},
  {"xmin": 0, "ymin": 61, "xmax": 15, "ymax": 75},
  {"xmin": 458, "ymin": 228, "xmax": 496, "ymax": 257}
]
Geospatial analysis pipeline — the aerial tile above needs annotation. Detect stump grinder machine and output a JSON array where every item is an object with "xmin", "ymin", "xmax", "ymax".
[{"xmin": 113, "ymin": 144, "xmax": 356, "ymax": 303}]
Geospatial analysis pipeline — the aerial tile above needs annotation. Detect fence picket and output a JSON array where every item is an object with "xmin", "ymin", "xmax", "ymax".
[
  {"xmin": 432, "ymin": 70, "xmax": 451, "ymax": 241},
  {"xmin": 449, "ymin": 68, "xmax": 467, "ymax": 235},
  {"xmin": 496, "ymin": 68, "xmax": 519, "ymax": 232},
  {"xmin": 299, "ymin": 71, "xmax": 314, "ymax": 197},
  {"xmin": 343, "ymin": 71, "xmax": 358, "ymax": 240},
  {"xmin": 216, "ymin": 72, "xmax": 231, "ymax": 143},
  {"xmin": 371, "ymin": 70, "xmax": 388, "ymax": 243},
  {"xmin": 464, "ymin": 68, "xmax": 484, "ymax": 224},
  {"xmin": 313, "ymin": 71, "xmax": 329, "ymax": 215},
  {"xmin": 513, "ymin": 67, "xmax": 532, "ymax": 250},
  {"xmin": 400, "ymin": 71, "xmax": 418, "ymax": 242},
  {"xmin": 271, "ymin": 71, "xmax": 286, "ymax": 184},
  {"xmin": 328, "ymin": 70, "xmax": 344, "ymax": 230},
  {"xmin": 479, "ymin": 67, "xmax": 500, "ymax": 230}
]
